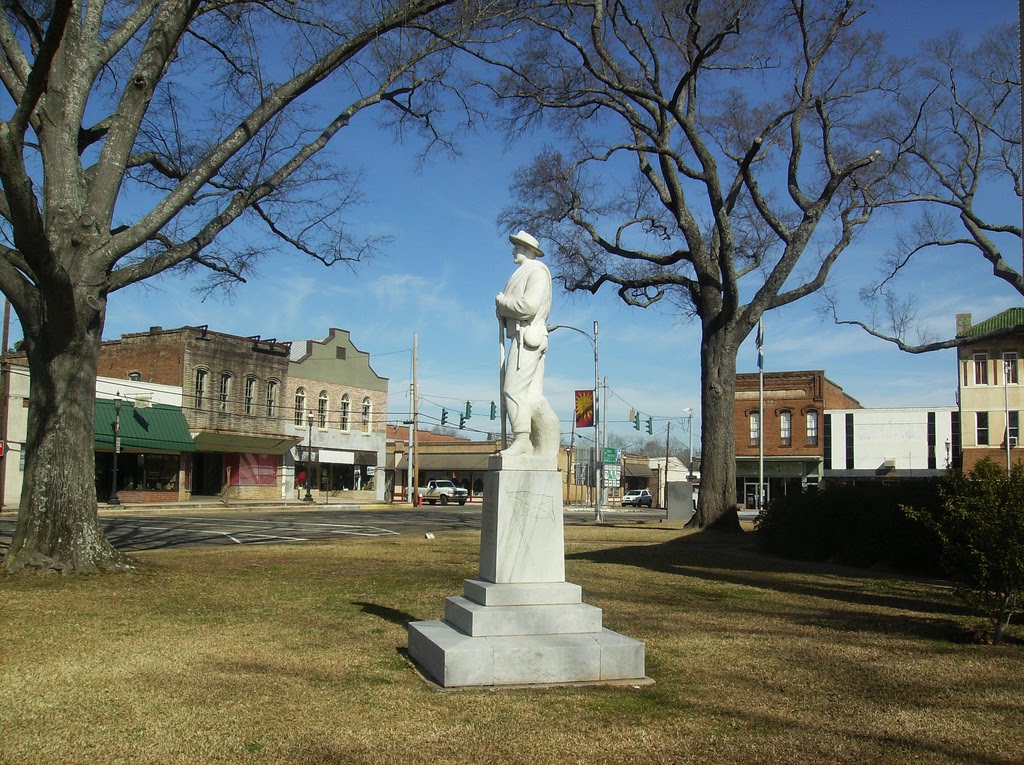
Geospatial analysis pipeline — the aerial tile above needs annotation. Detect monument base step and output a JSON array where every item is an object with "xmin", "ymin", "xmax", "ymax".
[
  {"xmin": 407, "ymin": 620, "xmax": 646, "ymax": 688},
  {"xmin": 444, "ymin": 596, "xmax": 603, "ymax": 637}
]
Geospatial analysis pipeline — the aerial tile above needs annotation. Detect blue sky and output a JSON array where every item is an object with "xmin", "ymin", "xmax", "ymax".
[{"xmin": 12, "ymin": 1, "xmax": 1019, "ymax": 452}]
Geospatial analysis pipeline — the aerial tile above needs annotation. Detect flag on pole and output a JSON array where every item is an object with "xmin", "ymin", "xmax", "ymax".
[
  {"xmin": 574, "ymin": 389, "xmax": 595, "ymax": 428},
  {"xmin": 755, "ymin": 319, "xmax": 764, "ymax": 371}
]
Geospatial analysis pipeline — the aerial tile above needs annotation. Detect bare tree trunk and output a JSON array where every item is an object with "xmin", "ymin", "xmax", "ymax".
[
  {"xmin": 692, "ymin": 328, "xmax": 742, "ymax": 532},
  {"xmin": 2, "ymin": 298, "xmax": 130, "ymax": 573}
]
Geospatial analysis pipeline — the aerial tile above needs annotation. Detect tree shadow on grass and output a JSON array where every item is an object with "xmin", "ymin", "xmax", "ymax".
[{"xmin": 567, "ymin": 531, "xmax": 975, "ymax": 622}]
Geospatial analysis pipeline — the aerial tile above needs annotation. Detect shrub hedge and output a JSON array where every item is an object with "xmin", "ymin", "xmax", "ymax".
[{"xmin": 754, "ymin": 479, "xmax": 945, "ymax": 574}]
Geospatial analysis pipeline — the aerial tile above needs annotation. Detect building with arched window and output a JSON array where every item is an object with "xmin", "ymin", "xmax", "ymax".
[
  {"xmin": 95, "ymin": 325, "xmax": 300, "ymax": 501},
  {"xmin": 285, "ymin": 328, "xmax": 389, "ymax": 502}
]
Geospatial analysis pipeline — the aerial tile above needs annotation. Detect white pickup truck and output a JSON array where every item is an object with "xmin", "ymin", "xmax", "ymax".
[{"xmin": 419, "ymin": 479, "xmax": 469, "ymax": 506}]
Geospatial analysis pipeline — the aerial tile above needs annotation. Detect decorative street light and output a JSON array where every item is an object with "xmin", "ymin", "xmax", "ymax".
[
  {"xmin": 548, "ymin": 321, "xmax": 603, "ymax": 522},
  {"xmin": 303, "ymin": 409, "xmax": 314, "ymax": 502},
  {"xmin": 108, "ymin": 396, "xmax": 122, "ymax": 505}
]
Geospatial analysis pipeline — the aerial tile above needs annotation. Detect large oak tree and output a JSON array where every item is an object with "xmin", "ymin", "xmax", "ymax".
[
  {"xmin": 478, "ymin": 0, "xmax": 898, "ymax": 527},
  {"xmin": 0, "ymin": 0, "xmax": 485, "ymax": 573}
]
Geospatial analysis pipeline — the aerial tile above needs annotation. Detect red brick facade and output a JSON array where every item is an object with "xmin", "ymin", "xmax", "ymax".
[
  {"xmin": 734, "ymin": 370, "xmax": 861, "ymax": 459},
  {"xmin": 97, "ymin": 326, "xmax": 295, "ymax": 500}
]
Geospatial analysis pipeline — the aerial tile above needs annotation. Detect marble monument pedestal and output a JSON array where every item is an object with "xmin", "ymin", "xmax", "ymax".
[{"xmin": 407, "ymin": 457, "xmax": 647, "ymax": 688}]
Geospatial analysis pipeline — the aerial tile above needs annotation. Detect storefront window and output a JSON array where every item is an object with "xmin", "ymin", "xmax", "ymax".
[{"xmin": 96, "ymin": 453, "xmax": 180, "ymax": 496}]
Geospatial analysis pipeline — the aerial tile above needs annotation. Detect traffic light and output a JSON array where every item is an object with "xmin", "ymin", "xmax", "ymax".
[
  {"xmin": 632, "ymin": 409, "xmax": 640, "ymax": 430},
  {"xmin": 490, "ymin": 401, "xmax": 497, "ymax": 420},
  {"xmin": 441, "ymin": 408, "xmax": 448, "ymax": 425},
  {"xmin": 459, "ymin": 413, "xmax": 467, "ymax": 429},
  {"xmin": 646, "ymin": 417, "xmax": 653, "ymax": 434},
  {"xmin": 465, "ymin": 401, "xmax": 472, "ymax": 419}
]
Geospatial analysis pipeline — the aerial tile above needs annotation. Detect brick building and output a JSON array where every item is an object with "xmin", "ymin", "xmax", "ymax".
[
  {"xmin": 97, "ymin": 326, "xmax": 300, "ymax": 500},
  {"xmin": 735, "ymin": 370, "xmax": 861, "ymax": 508},
  {"xmin": 955, "ymin": 309, "xmax": 1024, "ymax": 472},
  {"xmin": 284, "ymin": 329, "xmax": 389, "ymax": 502}
]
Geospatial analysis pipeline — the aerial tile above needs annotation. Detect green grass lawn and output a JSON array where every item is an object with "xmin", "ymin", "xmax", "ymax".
[{"xmin": 1, "ymin": 524, "xmax": 1020, "ymax": 765}]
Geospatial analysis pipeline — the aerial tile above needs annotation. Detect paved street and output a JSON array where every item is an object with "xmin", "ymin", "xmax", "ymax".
[{"xmin": 0, "ymin": 507, "xmax": 666, "ymax": 553}]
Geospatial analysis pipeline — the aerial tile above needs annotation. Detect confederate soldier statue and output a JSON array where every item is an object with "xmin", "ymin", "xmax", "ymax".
[{"xmin": 496, "ymin": 231, "xmax": 560, "ymax": 461}]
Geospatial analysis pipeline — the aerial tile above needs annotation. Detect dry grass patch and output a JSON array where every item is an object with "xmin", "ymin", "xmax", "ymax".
[{"xmin": 1, "ymin": 524, "xmax": 1021, "ymax": 764}]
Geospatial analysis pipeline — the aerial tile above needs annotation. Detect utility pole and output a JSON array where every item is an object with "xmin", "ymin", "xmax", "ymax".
[
  {"xmin": 412, "ymin": 333, "xmax": 419, "ymax": 505},
  {"xmin": 599, "ymin": 375, "xmax": 608, "ymax": 519},
  {"xmin": 406, "ymin": 384, "xmax": 414, "ymax": 502},
  {"xmin": 594, "ymin": 322, "xmax": 601, "ymax": 522},
  {"xmin": 663, "ymin": 420, "xmax": 671, "ymax": 509}
]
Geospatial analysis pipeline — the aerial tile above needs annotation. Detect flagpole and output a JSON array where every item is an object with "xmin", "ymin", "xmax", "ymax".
[{"xmin": 758, "ymin": 318, "xmax": 765, "ymax": 512}]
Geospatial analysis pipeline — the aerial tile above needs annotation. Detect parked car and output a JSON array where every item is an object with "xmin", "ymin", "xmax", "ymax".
[
  {"xmin": 621, "ymin": 489, "xmax": 653, "ymax": 507},
  {"xmin": 419, "ymin": 479, "xmax": 469, "ymax": 505}
]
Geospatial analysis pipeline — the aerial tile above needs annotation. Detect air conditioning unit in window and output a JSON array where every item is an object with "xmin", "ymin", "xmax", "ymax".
[
  {"xmin": 1010, "ymin": 437, "xmax": 1018, "ymax": 448},
  {"xmin": 883, "ymin": 458, "xmax": 897, "ymax": 469}
]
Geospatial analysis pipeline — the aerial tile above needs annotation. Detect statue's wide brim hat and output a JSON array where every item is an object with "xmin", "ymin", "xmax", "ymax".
[{"xmin": 509, "ymin": 230, "xmax": 545, "ymax": 257}]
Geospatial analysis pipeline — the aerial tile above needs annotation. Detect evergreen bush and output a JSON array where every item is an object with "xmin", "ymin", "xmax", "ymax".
[{"xmin": 909, "ymin": 459, "xmax": 1024, "ymax": 644}]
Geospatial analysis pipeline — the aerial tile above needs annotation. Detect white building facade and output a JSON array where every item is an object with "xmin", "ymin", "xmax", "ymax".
[{"xmin": 822, "ymin": 407, "xmax": 957, "ymax": 480}]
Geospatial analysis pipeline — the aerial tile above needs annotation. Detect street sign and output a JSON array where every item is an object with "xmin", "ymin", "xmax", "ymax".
[
  {"xmin": 604, "ymin": 465, "xmax": 621, "ymax": 487},
  {"xmin": 603, "ymin": 447, "xmax": 618, "ymax": 465}
]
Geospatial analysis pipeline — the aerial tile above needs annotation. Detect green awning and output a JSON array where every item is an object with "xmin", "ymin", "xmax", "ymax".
[{"xmin": 95, "ymin": 400, "xmax": 195, "ymax": 453}]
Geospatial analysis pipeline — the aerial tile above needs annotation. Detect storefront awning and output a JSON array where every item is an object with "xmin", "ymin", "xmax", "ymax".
[
  {"xmin": 191, "ymin": 430, "xmax": 302, "ymax": 455},
  {"xmin": 624, "ymin": 463, "xmax": 654, "ymax": 477},
  {"xmin": 95, "ymin": 400, "xmax": 195, "ymax": 453}
]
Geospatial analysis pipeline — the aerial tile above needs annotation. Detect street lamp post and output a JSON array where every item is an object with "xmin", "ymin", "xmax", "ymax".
[
  {"xmin": 303, "ymin": 409, "xmax": 314, "ymax": 502},
  {"xmin": 548, "ymin": 321, "xmax": 602, "ymax": 522},
  {"xmin": 108, "ymin": 396, "xmax": 122, "ymax": 505}
]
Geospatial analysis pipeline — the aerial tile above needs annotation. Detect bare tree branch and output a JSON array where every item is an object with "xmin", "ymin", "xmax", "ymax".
[{"xmin": 836, "ymin": 22, "xmax": 1022, "ymax": 349}]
